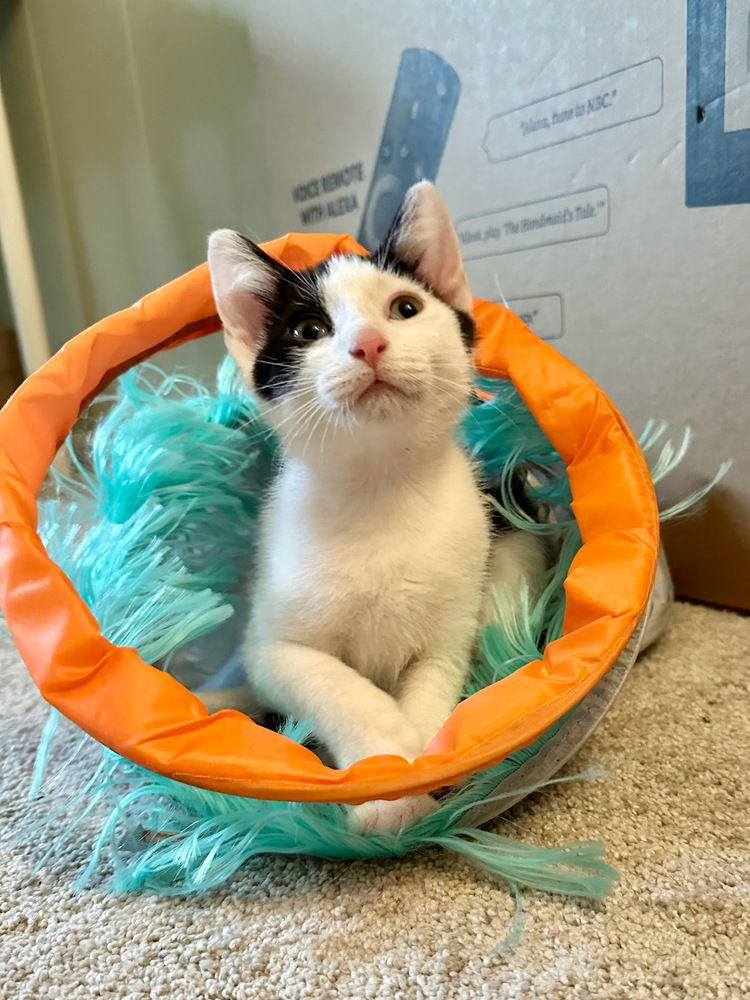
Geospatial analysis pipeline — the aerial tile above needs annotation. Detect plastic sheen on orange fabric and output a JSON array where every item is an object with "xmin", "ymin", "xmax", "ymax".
[{"xmin": 0, "ymin": 233, "xmax": 659, "ymax": 805}]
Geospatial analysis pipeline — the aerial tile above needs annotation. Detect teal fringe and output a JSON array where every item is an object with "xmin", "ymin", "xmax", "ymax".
[{"xmin": 29, "ymin": 357, "xmax": 728, "ymax": 932}]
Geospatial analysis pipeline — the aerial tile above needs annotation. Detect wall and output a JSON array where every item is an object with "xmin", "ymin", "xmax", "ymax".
[
  {"xmin": 242, "ymin": 0, "xmax": 750, "ymax": 609},
  {"xmin": 0, "ymin": 0, "xmax": 271, "ymax": 372}
]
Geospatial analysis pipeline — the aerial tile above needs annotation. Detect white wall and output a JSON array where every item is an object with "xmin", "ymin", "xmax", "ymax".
[{"xmin": 1, "ymin": 0, "xmax": 271, "ymax": 372}]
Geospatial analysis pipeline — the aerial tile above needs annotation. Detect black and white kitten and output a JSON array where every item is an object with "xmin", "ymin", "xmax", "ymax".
[{"xmin": 206, "ymin": 182, "xmax": 545, "ymax": 833}]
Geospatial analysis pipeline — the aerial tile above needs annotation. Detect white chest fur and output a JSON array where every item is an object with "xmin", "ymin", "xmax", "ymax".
[{"xmin": 251, "ymin": 442, "xmax": 490, "ymax": 692}]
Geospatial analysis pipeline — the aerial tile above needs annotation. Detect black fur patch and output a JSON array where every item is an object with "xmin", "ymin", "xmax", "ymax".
[
  {"xmin": 482, "ymin": 468, "xmax": 539, "ymax": 533},
  {"xmin": 455, "ymin": 310, "xmax": 476, "ymax": 351},
  {"xmin": 249, "ymin": 250, "xmax": 333, "ymax": 401}
]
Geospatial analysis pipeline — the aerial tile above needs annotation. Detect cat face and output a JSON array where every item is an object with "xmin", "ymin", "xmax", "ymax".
[{"xmin": 208, "ymin": 182, "xmax": 475, "ymax": 458}]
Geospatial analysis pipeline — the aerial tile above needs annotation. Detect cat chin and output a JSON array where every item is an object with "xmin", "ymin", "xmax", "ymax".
[
  {"xmin": 354, "ymin": 380, "xmax": 410, "ymax": 410},
  {"xmin": 350, "ymin": 389, "xmax": 419, "ymax": 426}
]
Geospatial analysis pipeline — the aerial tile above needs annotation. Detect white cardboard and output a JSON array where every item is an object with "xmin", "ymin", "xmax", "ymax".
[{"xmin": 242, "ymin": 1, "xmax": 748, "ymax": 603}]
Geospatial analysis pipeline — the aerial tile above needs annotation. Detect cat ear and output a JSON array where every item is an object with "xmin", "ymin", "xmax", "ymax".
[
  {"xmin": 382, "ymin": 181, "xmax": 473, "ymax": 315},
  {"xmin": 207, "ymin": 230, "xmax": 282, "ymax": 374}
]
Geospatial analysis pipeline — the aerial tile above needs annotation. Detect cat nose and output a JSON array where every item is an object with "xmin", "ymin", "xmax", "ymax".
[{"xmin": 350, "ymin": 331, "xmax": 387, "ymax": 370}]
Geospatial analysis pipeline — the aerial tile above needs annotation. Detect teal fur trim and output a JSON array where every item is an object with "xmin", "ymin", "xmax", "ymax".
[
  {"xmin": 29, "ymin": 358, "xmax": 726, "ymax": 924},
  {"xmin": 637, "ymin": 419, "xmax": 732, "ymax": 520}
]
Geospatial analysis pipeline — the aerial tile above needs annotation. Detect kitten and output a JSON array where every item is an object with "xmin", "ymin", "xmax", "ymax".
[{"xmin": 206, "ymin": 182, "xmax": 545, "ymax": 833}]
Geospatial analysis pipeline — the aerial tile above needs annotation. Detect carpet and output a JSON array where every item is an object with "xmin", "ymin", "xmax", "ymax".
[{"xmin": 0, "ymin": 601, "xmax": 748, "ymax": 999}]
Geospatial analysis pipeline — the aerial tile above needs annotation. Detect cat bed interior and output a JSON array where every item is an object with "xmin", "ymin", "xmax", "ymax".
[{"xmin": 0, "ymin": 231, "xmax": 697, "ymax": 908}]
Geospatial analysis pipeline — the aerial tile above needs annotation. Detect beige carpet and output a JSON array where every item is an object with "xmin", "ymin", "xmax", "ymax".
[{"xmin": 0, "ymin": 602, "xmax": 748, "ymax": 999}]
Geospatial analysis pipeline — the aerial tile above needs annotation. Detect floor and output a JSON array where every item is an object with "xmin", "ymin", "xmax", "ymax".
[{"xmin": 0, "ymin": 601, "xmax": 748, "ymax": 999}]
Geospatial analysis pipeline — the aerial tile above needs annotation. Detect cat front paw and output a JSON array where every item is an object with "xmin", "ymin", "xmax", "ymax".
[{"xmin": 348, "ymin": 794, "xmax": 437, "ymax": 836}]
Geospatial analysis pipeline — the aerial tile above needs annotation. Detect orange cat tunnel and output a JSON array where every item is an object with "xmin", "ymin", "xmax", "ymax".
[{"xmin": 0, "ymin": 233, "xmax": 659, "ymax": 805}]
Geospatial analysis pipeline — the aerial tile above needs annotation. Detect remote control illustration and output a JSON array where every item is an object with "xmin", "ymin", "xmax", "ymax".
[{"xmin": 357, "ymin": 48, "xmax": 461, "ymax": 250}]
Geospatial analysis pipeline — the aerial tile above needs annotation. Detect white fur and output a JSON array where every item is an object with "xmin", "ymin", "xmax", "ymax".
[
  {"xmin": 206, "ymin": 183, "xmax": 545, "ymax": 833},
  {"xmin": 208, "ymin": 229, "xmax": 276, "ymax": 373},
  {"xmin": 392, "ymin": 181, "xmax": 474, "ymax": 314}
]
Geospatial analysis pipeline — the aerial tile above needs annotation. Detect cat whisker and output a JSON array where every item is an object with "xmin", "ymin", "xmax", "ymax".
[
  {"xmin": 274, "ymin": 398, "xmax": 321, "ymax": 437},
  {"xmin": 264, "ymin": 394, "xmax": 322, "ymax": 443},
  {"xmin": 301, "ymin": 402, "xmax": 331, "ymax": 458},
  {"xmin": 288, "ymin": 408, "xmax": 323, "ymax": 457},
  {"xmin": 283, "ymin": 402, "xmax": 324, "ymax": 453},
  {"xmin": 257, "ymin": 358, "xmax": 297, "ymax": 370},
  {"xmin": 319, "ymin": 407, "xmax": 335, "ymax": 454}
]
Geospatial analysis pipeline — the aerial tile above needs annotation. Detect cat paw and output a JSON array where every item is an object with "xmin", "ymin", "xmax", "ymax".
[{"xmin": 348, "ymin": 794, "xmax": 437, "ymax": 836}]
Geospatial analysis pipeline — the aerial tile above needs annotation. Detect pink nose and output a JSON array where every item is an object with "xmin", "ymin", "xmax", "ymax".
[{"xmin": 350, "ymin": 332, "xmax": 387, "ymax": 370}]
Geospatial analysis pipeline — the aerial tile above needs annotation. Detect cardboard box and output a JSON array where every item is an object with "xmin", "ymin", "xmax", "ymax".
[
  {"xmin": 4, "ymin": 1, "xmax": 747, "ymax": 609},
  {"xmin": 243, "ymin": 0, "xmax": 750, "ymax": 609}
]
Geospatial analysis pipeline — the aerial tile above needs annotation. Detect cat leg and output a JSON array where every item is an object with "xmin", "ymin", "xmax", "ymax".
[
  {"xmin": 247, "ymin": 640, "xmax": 424, "ymax": 767},
  {"xmin": 349, "ymin": 791, "xmax": 438, "ymax": 835},
  {"xmin": 394, "ymin": 533, "xmax": 546, "ymax": 750},
  {"xmin": 195, "ymin": 685, "xmax": 263, "ymax": 717},
  {"xmin": 361, "ymin": 644, "xmax": 475, "ymax": 836},
  {"xmin": 395, "ymin": 652, "xmax": 471, "ymax": 752},
  {"xmin": 352, "ymin": 655, "xmax": 453, "ymax": 833},
  {"xmin": 247, "ymin": 641, "xmax": 436, "ymax": 834},
  {"xmin": 481, "ymin": 530, "xmax": 547, "ymax": 626}
]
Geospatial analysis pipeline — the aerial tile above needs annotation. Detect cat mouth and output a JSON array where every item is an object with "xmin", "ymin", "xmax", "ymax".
[
  {"xmin": 358, "ymin": 379, "xmax": 400, "ymax": 401},
  {"xmin": 355, "ymin": 376, "xmax": 416, "ymax": 406}
]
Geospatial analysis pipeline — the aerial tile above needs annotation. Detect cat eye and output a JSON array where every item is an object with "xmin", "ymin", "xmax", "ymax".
[
  {"xmin": 389, "ymin": 294, "xmax": 423, "ymax": 321},
  {"xmin": 291, "ymin": 314, "xmax": 331, "ymax": 342}
]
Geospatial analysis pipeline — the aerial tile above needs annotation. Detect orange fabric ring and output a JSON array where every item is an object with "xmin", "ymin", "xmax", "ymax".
[{"xmin": 0, "ymin": 233, "xmax": 659, "ymax": 805}]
